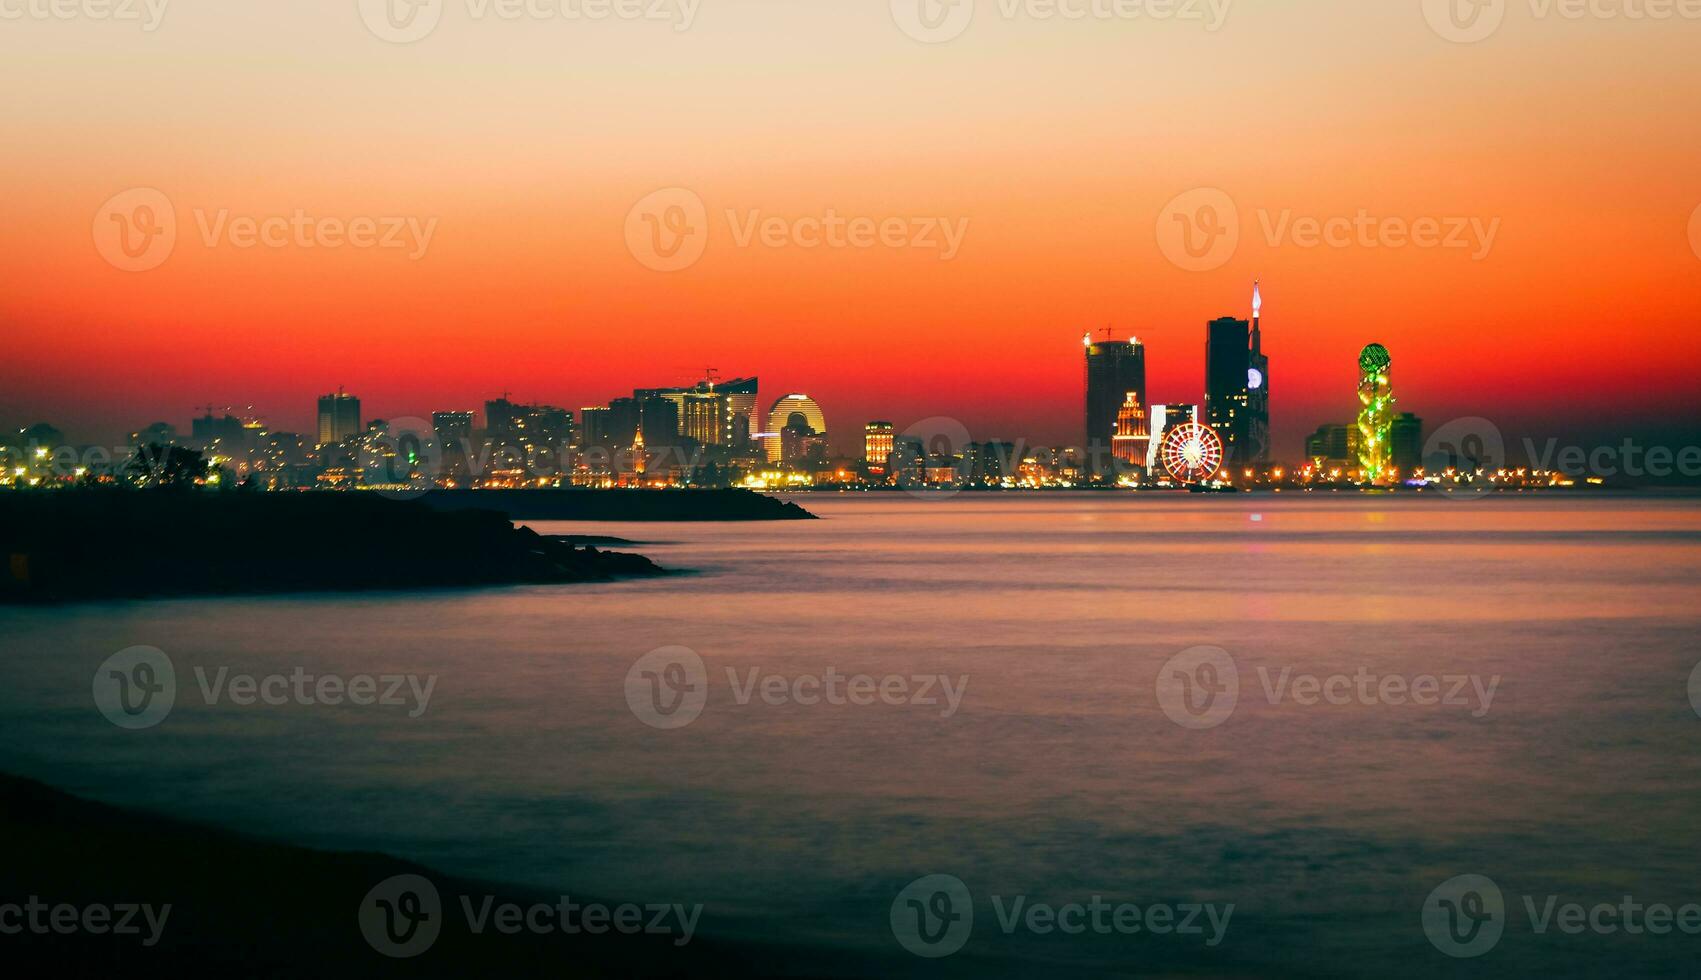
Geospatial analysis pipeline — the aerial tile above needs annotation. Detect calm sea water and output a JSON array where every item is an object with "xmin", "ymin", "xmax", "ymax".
[{"xmin": 3, "ymin": 495, "xmax": 1700, "ymax": 977}]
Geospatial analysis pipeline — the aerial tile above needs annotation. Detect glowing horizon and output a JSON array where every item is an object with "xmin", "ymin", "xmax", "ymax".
[{"xmin": 4, "ymin": 1, "xmax": 1699, "ymax": 454}]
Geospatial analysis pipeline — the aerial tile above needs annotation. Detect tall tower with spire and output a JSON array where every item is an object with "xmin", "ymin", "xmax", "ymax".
[{"xmin": 1247, "ymin": 280, "xmax": 1271, "ymax": 463}]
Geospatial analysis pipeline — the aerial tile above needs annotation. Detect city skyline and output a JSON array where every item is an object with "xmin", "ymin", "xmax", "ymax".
[{"xmin": 5, "ymin": 5, "xmax": 1698, "ymax": 456}]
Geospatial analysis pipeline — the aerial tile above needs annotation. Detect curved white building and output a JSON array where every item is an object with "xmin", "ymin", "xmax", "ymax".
[{"xmin": 764, "ymin": 394, "xmax": 826, "ymax": 462}]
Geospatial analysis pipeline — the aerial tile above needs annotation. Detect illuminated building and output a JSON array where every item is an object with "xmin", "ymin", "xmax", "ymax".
[
  {"xmin": 1205, "ymin": 317, "xmax": 1249, "ymax": 465},
  {"xmin": 1305, "ymin": 423, "xmax": 1358, "ymax": 472},
  {"xmin": 1111, "ymin": 392, "xmax": 1150, "ymax": 470},
  {"xmin": 1146, "ymin": 404, "xmax": 1198, "ymax": 472},
  {"xmin": 1391, "ymin": 412, "xmax": 1423, "ymax": 474},
  {"xmin": 316, "ymin": 390, "xmax": 361, "ymax": 447},
  {"xmin": 864, "ymin": 422, "xmax": 895, "ymax": 471},
  {"xmin": 680, "ymin": 391, "xmax": 725, "ymax": 446},
  {"xmin": 579, "ymin": 407, "xmax": 611, "ymax": 450},
  {"xmin": 484, "ymin": 397, "xmax": 521, "ymax": 440},
  {"xmin": 765, "ymin": 394, "xmax": 826, "ymax": 462},
  {"xmin": 1356, "ymin": 343, "xmax": 1396, "ymax": 484},
  {"xmin": 718, "ymin": 377, "xmax": 759, "ymax": 448},
  {"xmin": 129, "ymin": 422, "xmax": 178, "ymax": 447},
  {"xmin": 432, "ymin": 411, "xmax": 474, "ymax": 444},
  {"xmin": 637, "ymin": 376, "xmax": 757, "ymax": 448},
  {"xmin": 780, "ymin": 420, "xmax": 828, "ymax": 466},
  {"xmin": 966, "ymin": 442, "xmax": 1018, "ymax": 483},
  {"xmin": 890, "ymin": 435, "xmax": 925, "ymax": 485},
  {"xmin": 191, "ymin": 411, "xmax": 244, "ymax": 448},
  {"xmin": 1084, "ymin": 335, "xmax": 1147, "ymax": 477},
  {"xmin": 1247, "ymin": 281, "xmax": 1271, "ymax": 463}
]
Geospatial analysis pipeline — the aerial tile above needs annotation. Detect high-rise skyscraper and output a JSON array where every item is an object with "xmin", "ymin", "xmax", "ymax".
[
  {"xmin": 1356, "ymin": 344, "xmax": 1396, "ymax": 484},
  {"xmin": 316, "ymin": 390, "xmax": 361, "ymax": 447},
  {"xmin": 1247, "ymin": 281, "xmax": 1271, "ymax": 463},
  {"xmin": 864, "ymin": 422, "xmax": 895, "ymax": 470},
  {"xmin": 1083, "ymin": 336, "xmax": 1147, "ymax": 477},
  {"xmin": 1111, "ymin": 393, "xmax": 1150, "ymax": 470},
  {"xmin": 484, "ymin": 397, "xmax": 521, "ymax": 440},
  {"xmin": 1391, "ymin": 412, "xmax": 1423, "ymax": 475},
  {"xmin": 679, "ymin": 391, "xmax": 725, "ymax": 447},
  {"xmin": 580, "ymin": 406, "xmax": 612, "ymax": 450},
  {"xmin": 639, "ymin": 397, "xmax": 680, "ymax": 449},
  {"xmin": 432, "ymin": 411, "xmax": 474, "ymax": 443},
  {"xmin": 718, "ymin": 377, "xmax": 759, "ymax": 448},
  {"xmin": 1205, "ymin": 317, "xmax": 1250, "ymax": 465}
]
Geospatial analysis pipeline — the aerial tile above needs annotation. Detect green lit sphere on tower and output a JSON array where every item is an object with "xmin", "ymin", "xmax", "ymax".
[{"xmin": 1359, "ymin": 343, "xmax": 1392, "ymax": 375}]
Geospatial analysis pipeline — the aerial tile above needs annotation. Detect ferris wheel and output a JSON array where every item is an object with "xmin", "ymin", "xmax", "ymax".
[{"xmin": 1161, "ymin": 423, "xmax": 1224, "ymax": 485}]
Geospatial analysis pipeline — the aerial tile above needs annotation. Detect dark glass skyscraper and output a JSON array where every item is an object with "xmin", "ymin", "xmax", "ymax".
[
  {"xmin": 1247, "ymin": 282, "xmax": 1271, "ymax": 463},
  {"xmin": 1083, "ymin": 336, "xmax": 1147, "ymax": 477},
  {"xmin": 316, "ymin": 390, "xmax": 361, "ymax": 447},
  {"xmin": 1205, "ymin": 317, "xmax": 1250, "ymax": 465}
]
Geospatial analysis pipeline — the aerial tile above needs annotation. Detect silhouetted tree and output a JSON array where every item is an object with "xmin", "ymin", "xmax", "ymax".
[{"xmin": 126, "ymin": 444, "xmax": 212, "ymax": 488}]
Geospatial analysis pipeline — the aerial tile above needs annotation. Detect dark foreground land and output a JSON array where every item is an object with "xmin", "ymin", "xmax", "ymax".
[
  {"xmin": 0, "ymin": 773, "xmax": 840, "ymax": 978},
  {"xmin": 420, "ymin": 488, "xmax": 816, "ymax": 521},
  {"xmin": 0, "ymin": 491, "xmax": 667, "ymax": 603}
]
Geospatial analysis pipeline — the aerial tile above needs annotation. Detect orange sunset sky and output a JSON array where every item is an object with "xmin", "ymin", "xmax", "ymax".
[{"xmin": 2, "ymin": 0, "xmax": 1698, "ymax": 455}]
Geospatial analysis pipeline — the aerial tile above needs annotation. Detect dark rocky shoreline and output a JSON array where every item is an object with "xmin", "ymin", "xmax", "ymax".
[
  {"xmin": 419, "ymin": 488, "xmax": 816, "ymax": 521},
  {"xmin": 0, "ymin": 773, "xmax": 844, "ymax": 978},
  {"xmin": 0, "ymin": 492, "xmax": 668, "ymax": 604}
]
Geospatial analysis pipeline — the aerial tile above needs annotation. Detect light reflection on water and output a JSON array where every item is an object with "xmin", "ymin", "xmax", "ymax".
[{"xmin": 2, "ymin": 495, "xmax": 1699, "ymax": 976}]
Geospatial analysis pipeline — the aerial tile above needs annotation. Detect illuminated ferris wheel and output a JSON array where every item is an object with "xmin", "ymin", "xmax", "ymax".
[{"xmin": 1160, "ymin": 423, "xmax": 1224, "ymax": 485}]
